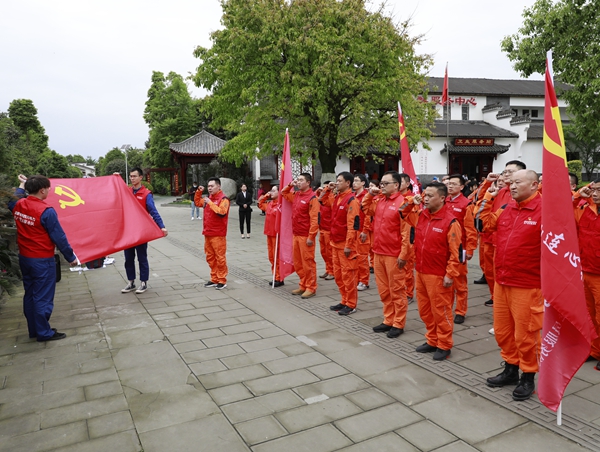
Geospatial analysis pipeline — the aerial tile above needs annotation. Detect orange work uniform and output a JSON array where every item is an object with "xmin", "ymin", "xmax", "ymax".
[
  {"xmin": 403, "ymin": 202, "xmax": 462, "ymax": 350},
  {"xmin": 258, "ymin": 194, "xmax": 282, "ymax": 282},
  {"xmin": 321, "ymin": 188, "xmax": 360, "ymax": 308},
  {"xmin": 478, "ymin": 190, "xmax": 543, "ymax": 373},
  {"xmin": 318, "ymin": 197, "xmax": 334, "ymax": 276},
  {"xmin": 362, "ymin": 191, "xmax": 409, "ymax": 329},
  {"xmin": 354, "ymin": 189, "xmax": 371, "ymax": 286},
  {"xmin": 446, "ymin": 192, "xmax": 478, "ymax": 317},
  {"xmin": 573, "ymin": 194, "xmax": 600, "ymax": 359},
  {"xmin": 281, "ymin": 185, "xmax": 320, "ymax": 293},
  {"xmin": 401, "ymin": 220, "xmax": 415, "ymax": 300},
  {"xmin": 195, "ymin": 188, "xmax": 230, "ymax": 284}
]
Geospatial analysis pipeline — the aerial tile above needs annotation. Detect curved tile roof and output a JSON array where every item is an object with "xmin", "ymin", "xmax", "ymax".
[{"xmin": 169, "ymin": 130, "xmax": 226, "ymax": 155}]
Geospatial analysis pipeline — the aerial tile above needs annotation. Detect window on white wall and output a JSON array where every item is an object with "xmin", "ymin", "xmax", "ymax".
[{"xmin": 462, "ymin": 105, "xmax": 469, "ymax": 120}]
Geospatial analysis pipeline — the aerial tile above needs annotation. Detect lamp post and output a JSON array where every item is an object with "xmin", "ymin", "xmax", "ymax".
[{"xmin": 120, "ymin": 144, "xmax": 132, "ymax": 181}]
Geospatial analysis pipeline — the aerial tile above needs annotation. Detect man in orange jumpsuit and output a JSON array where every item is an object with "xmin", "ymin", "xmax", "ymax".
[
  {"xmin": 478, "ymin": 169, "xmax": 542, "ymax": 401},
  {"xmin": 367, "ymin": 179, "xmax": 379, "ymax": 274},
  {"xmin": 258, "ymin": 185, "xmax": 284, "ymax": 287},
  {"xmin": 281, "ymin": 173, "xmax": 320, "ymax": 298},
  {"xmin": 399, "ymin": 173, "xmax": 416, "ymax": 303},
  {"xmin": 573, "ymin": 181, "xmax": 600, "ymax": 370},
  {"xmin": 353, "ymin": 174, "xmax": 371, "ymax": 291},
  {"xmin": 402, "ymin": 182, "xmax": 462, "ymax": 360},
  {"xmin": 474, "ymin": 160, "xmax": 527, "ymax": 308},
  {"xmin": 317, "ymin": 181, "xmax": 334, "ymax": 280},
  {"xmin": 362, "ymin": 171, "xmax": 409, "ymax": 338},
  {"xmin": 194, "ymin": 177, "xmax": 230, "ymax": 290},
  {"xmin": 321, "ymin": 172, "xmax": 361, "ymax": 315},
  {"xmin": 445, "ymin": 174, "xmax": 478, "ymax": 323}
]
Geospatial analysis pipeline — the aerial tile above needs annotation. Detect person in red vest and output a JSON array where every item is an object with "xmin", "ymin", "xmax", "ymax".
[
  {"xmin": 9, "ymin": 174, "xmax": 78, "ymax": 341},
  {"xmin": 321, "ymin": 172, "xmax": 361, "ymax": 315},
  {"xmin": 195, "ymin": 177, "xmax": 230, "ymax": 290},
  {"xmin": 401, "ymin": 182, "xmax": 462, "ymax": 360},
  {"xmin": 398, "ymin": 173, "xmax": 416, "ymax": 303},
  {"xmin": 367, "ymin": 179, "xmax": 379, "ymax": 274},
  {"xmin": 362, "ymin": 171, "xmax": 410, "ymax": 338},
  {"xmin": 281, "ymin": 173, "xmax": 320, "ymax": 298},
  {"xmin": 445, "ymin": 174, "xmax": 478, "ymax": 324},
  {"xmin": 474, "ymin": 161, "xmax": 527, "ymax": 308},
  {"xmin": 478, "ymin": 169, "xmax": 542, "ymax": 401},
  {"xmin": 353, "ymin": 174, "xmax": 371, "ymax": 291},
  {"xmin": 258, "ymin": 185, "xmax": 284, "ymax": 287},
  {"xmin": 317, "ymin": 181, "xmax": 334, "ymax": 280},
  {"xmin": 573, "ymin": 181, "xmax": 600, "ymax": 370},
  {"xmin": 120, "ymin": 168, "xmax": 168, "ymax": 294}
]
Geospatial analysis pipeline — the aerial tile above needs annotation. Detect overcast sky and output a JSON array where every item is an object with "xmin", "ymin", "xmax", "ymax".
[{"xmin": 1, "ymin": 0, "xmax": 541, "ymax": 161}]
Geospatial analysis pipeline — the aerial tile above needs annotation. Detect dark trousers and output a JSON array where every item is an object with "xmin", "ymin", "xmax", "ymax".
[
  {"xmin": 239, "ymin": 210, "xmax": 251, "ymax": 234},
  {"xmin": 124, "ymin": 243, "xmax": 149, "ymax": 281},
  {"xmin": 19, "ymin": 255, "xmax": 56, "ymax": 340}
]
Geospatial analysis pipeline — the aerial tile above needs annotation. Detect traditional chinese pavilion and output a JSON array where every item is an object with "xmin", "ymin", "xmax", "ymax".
[{"xmin": 169, "ymin": 130, "xmax": 226, "ymax": 194}]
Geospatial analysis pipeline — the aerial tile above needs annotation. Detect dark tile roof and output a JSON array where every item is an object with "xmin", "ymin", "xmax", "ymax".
[
  {"xmin": 431, "ymin": 120, "xmax": 519, "ymax": 138},
  {"xmin": 444, "ymin": 143, "xmax": 511, "ymax": 155},
  {"xmin": 169, "ymin": 130, "xmax": 226, "ymax": 155},
  {"xmin": 527, "ymin": 124, "xmax": 544, "ymax": 140},
  {"xmin": 427, "ymin": 77, "xmax": 570, "ymax": 97}
]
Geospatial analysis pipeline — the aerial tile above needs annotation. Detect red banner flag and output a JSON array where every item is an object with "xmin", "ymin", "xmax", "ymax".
[
  {"xmin": 46, "ymin": 176, "xmax": 164, "ymax": 263},
  {"xmin": 276, "ymin": 129, "xmax": 295, "ymax": 280},
  {"xmin": 398, "ymin": 102, "xmax": 419, "ymax": 195},
  {"xmin": 441, "ymin": 63, "xmax": 449, "ymax": 106},
  {"xmin": 538, "ymin": 53, "xmax": 597, "ymax": 412}
]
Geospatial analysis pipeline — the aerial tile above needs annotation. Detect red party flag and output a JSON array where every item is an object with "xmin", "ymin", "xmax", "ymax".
[
  {"xmin": 538, "ymin": 52, "xmax": 597, "ymax": 412},
  {"xmin": 441, "ymin": 63, "xmax": 449, "ymax": 106},
  {"xmin": 46, "ymin": 176, "xmax": 164, "ymax": 263},
  {"xmin": 398, "ymin": 102, "xmax": 419, "ymax": 195},
  {"xmin": 276, "ymin": 129, "xmax": 295, "ymax": 280}
]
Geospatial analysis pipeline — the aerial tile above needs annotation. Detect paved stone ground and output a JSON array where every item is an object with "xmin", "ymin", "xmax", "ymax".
[{"xmin": 1, "ymin": 197, "xmax": 599, "ymax": 452}]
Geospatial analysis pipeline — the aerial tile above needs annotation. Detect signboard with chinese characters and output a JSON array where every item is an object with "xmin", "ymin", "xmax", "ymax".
[
  {"xmin": 454, "ymin": 138, "xmax": 494, "ymax": 146},
  {"xmin": 418, "ymin": 95, "xmax": 477, "ymax": 106}
]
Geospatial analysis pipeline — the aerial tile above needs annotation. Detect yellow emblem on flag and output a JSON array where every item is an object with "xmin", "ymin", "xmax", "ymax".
[{"xmin": 55, "ymin": 185, "xmax": 85, "ymax": 209}]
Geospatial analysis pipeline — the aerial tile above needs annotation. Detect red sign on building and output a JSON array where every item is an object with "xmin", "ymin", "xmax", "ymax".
[{"xmin": 454, "ymin": 138, "xmax": 494, "ymax": 146}]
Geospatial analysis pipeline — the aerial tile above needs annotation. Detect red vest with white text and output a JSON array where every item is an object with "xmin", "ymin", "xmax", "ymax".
[
  {"xmin": 292, "ymin": 189, "xmax": 316, "ymax": 237},
  {"xmin": 371, "ymin": 192, "xmax": 405, "ymax": 257},
  {"xmin": 203, "ymin": 190, "xmax": 229, "ymax": 237},
  {"xmin": 14, "ymin": 197, "xmax": 55, "ymax": 258},
  {"xmin": 578, "ymin": 205, "xmax": 600, "ymax": 275},
  {"xmin": 133, "ymin": 185, "xmax": 150, "ymax": 212},
  {"xmin": 446, "ymin": 192, "xmax": 471, "ymax": 247},
  {"xmin": 414, "ymin": 204, "xmax": 456, "ymax": 277},
  {"xmin": 330, "ymin": 190, "xmax": 355, "ymax": 243}
]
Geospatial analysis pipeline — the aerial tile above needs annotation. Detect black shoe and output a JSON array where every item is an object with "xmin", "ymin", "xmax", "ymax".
[
  {"xmin": 484, "ymin": 299, "xmax": 493, "ymax": 307},
  {"xmin": 339, "ymin": 306, "xmax": 356, "ymax": 316},
  {"xmin": 486, "ymin": 362, "xmax": 520, "ymax": 387},
  {"xmin": 433, "ymin": 348, "xmax": 451, "ymax": 361},
  {"xmin": 369, "ymin": 267, "xmax": 374, "ymax": 274},
  {"xmin": 416, "ymin": 343, "xmax": 437, "ymax": 353},
  {"xmin": 204, "ymin": 281, "xmax": 218, "ymax": 288},
  {"xmin": 454, "ymin": 314, "xmax": 465, "ymax": 324},
  {"xmin": 121, "ymin": 282, "xmax": 136, "ymax": 293},
  {"xmin": 512, "ymin": 372, "xmax": 536, "ymax": 401},
  {"xmin": 474, "ymin": 275, "xmax": 487, "ymax": 284},
  {"xmin": 38, "ymin": 331, "xmax": 67, "ymax": 342},
  {"xmin": 216, "ymin": 283, "xmax": 227, "ymax": 290},
  {"xmin": 135, "ymin": 282, "xmax": 148, "ymax": 294},
  {"xmin": 373, "ymin": 323, "xmax": 392, "ymax": 333},
  {"xmin": 596, "ymin": 362, "xmax": 600, "ymax": 371},
  {"xmin": 387, "ymin": 327, "xmax": 404, "ymax": 338},
  {"xmin": 274, "ymin": 280, "xmax": 284, "ymax": 287},
  {"xmin": 330, "ymin": 303, "xmax": 344, "ymax": 311},
  {"xmin": 585, "ymin": 355, "xmax": 596, "ymax": 362}
]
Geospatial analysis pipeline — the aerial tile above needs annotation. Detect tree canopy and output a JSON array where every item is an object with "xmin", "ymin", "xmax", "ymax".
[
  {"xmin": 193, "ymin": 0, "xmax": 435, "ymax": 172},
  {"xmin": 501, "ymin": 0, "xmax": 600, "ymax": 148},
  {"xmin": 144, "ymin": 71, "xmax": 201, "ymax": 167}
]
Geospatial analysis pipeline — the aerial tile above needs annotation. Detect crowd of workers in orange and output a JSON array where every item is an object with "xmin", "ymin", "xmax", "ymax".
[{"xmin": 192, "ymin": 162, "xmax": 600, "ymax": 403}]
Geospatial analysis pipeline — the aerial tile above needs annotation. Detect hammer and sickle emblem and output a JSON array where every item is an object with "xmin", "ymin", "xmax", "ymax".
[{"xmin": 55, "ymin": 185, "xmax": 85, "ymax": 209}]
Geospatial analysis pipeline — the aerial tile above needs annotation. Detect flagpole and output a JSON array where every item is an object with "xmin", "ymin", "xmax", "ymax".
[
  {"xmin": 557, "ymin": 401, "xmax": 562, "ymax": 425},
  {"xmin": 272, "ymin": 232, "xmax": 279, "ymax": 288},
  {"xmin": 444, "ymin": 63, "xmax": 450, "ymax": 174}
]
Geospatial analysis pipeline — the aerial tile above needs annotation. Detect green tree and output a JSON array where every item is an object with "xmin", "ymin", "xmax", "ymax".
[
  {"xmin": 144, "ymin": 71, "xmax": 201, "ymax": 167},
  {"xmin": 35, "ymin": 150, "xmax": 81, "ymax": 178},
  {"xmin": 105, "ymin": 159, "xmax": 126, "ymax": 179},
  {"xmin": 85, "ymin": 156, "xmax": 97, "ymax": 166},
  {"xmin": 66, "ymin": 154, "xmax": 86, "ymax": 163},
  {"xmin": 98, "ymin": 147, "xmax": 125, "ymax": 175},
  {"xmin": 193, "ymin": 0, "xmax": 435, "ymax": 172},
  {"xmin": 566, "ymin": 132, "xmax": 600, "ymax": 179},
  {"xmin": 501, "ymin": 0, "xmax": 600, "ymax": 146}
]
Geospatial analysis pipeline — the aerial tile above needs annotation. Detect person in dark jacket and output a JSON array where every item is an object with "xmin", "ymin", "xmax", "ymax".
[{"xmin": 236, "ymin": 184, "xmax": 253, "ymax": 238}]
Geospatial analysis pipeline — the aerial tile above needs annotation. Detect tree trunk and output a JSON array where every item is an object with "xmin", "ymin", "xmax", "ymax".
[{"xmin": 319, "ymin": 150, "xmax": 338, "ymax": 174}]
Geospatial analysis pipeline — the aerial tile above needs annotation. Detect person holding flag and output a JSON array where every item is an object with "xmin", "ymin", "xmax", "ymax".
[
  {"xmin": 281, "ymin": 173, "xmax": 320, "ymax": 298},
  {"xmin": 478, "ymin": 169, "xmax": 542, "ymax": 401},
  {"xmin": 194, "ymin": 177, "xmax": 230, "ymax": 290},
  {"xmin": 258, "ymin": 185, "xmax": 285, "ymax": 287},
  {"xmin": 9, "ymin": 174, "xmax": 79, "ymax": 341},
  {"xmin": 120, "ymin": 167, "xmax": 168, "ymax": 294}
]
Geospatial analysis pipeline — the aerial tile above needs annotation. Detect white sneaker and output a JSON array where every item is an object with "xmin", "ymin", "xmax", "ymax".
[
  {"xmin": 135, "ymin": 282, "xmax": 148, "ymax": 294},
  {"xmin": 489, "ymin": 328, "xmax": 495, "ymax": 335},
  {"xmin": 357, "ymin": 282, "xmax": 369, "ymax": 291},
  {"xmin": 121, "ymin": 282, "xmax": 136, "ymax": 293},
  {"xmin": 191, "ymin": 217, "xmax": 194, "ymax": 221}
]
